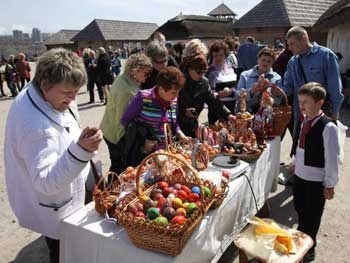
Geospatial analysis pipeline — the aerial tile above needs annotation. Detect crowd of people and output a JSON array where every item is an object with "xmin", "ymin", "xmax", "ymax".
[
  {"xmin": 3, "ymin": 26, "xmax": 345, "ymax": 263},
  {"xmin": 0, "ymin": 53, "xmax": 32, "ymax": 97}
]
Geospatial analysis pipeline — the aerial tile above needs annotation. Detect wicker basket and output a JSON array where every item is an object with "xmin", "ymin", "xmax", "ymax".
[
  {"xmin": 93, "ymin": 172, "xmax": 122, "ymax": 216},
  {"xmin": 260, "ymin": 83, "xmax": 292, "ymax": 137},
  {"xmin": 116, "ymin": 151, "xmax": 216, "ymax": 256},
  {"xmin": 164, "ymin": 123, "xmax": 209, "ymax": 171},
  {"xmin": 211, "ymin": 179, "xmax": 229, "ymax": 209}
]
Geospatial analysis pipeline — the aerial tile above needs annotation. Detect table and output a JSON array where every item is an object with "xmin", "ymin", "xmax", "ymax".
[{"xmin": 60, "ymin": 137, "xmax": 281, "ymax": 263}]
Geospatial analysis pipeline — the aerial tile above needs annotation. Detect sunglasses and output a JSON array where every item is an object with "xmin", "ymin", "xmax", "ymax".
[
  {"xmin": 195, "ymin": 69, "xmax": 207, "ymax": 75},
  {"xmin": 153, "ymin": 58, "xmax": 168, "ymax": 64}
]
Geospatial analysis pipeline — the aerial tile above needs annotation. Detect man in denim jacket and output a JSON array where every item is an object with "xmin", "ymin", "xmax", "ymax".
[{"xmin": 283, "ymin": 26, "xmax": 344, "ymax": 123}]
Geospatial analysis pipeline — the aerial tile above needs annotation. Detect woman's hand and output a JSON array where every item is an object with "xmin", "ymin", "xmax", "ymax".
[
  {"xmin": 78, "ymin": 127, "xmax": 103, "ymax": 152},
  {"xmin": 217, "ymin": 88, "xmax": 233, "ymax": 98},
  {"xmin": 142, "ymin": 139, "xmax": 158, "ymax": 153},
  {"xmin": 177, "ymin": 131, "xmax": 193, "ymax": 142}
]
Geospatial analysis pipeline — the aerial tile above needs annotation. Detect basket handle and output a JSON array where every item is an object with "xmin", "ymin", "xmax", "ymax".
[
  {"xmin": 96, "ymin": 171, "xmax": 120, "ymax": 193},
  {"xmin": 260, "ymin": 83, "xmax": 289, "ymax": 107},
  {"xmin": 164, "ymin": 123, "xmax": 173, "ymax": 151},
  {"xmin": 135, "ymin": 152, "xmax": 205, "ymax": 201}
]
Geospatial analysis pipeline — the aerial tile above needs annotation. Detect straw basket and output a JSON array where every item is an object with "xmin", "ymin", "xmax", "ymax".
[
  {"xmin": 116, "ymin": 151, "xmax": 216, "ymax": 256},
  {"xmin": 93, "ymin": 172, "xmax": 122, "ymax": 216},
  {"xmin": 261, "ymin": 83, "xmax": 292, "ymax": 137}
]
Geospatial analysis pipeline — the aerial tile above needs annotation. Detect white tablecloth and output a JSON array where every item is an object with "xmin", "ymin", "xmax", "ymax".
[{"xmin": 60, "ymin": 137, "xmax": 281, "ymax": 263}]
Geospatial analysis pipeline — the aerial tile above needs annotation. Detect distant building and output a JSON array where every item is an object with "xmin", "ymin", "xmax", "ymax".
[
  {"xmin": 13, "ymin": 30, "xmax": 23, "ymax": 38},
  {"xmin": 44, "ymin": 29, "xmax": 80, "ymax": 51},
  {"xmin": 232, "ymin": 0, "xmax": 337, "ymax": 46},
  {"xmin": 32, "ymin": 28, "xmax": 42, "ymax": 43},
  {"xmin": 156, "ymin": 14, "xmax": 234, "ymax": 44},
  {"xmin": 22, "ymin": 33, "xmax": 30, "ymax": 38},
  {"xmin": 314, "ymin": 0, "xmax": 350, "ymax": 74},
  {"xmin": 71, "ymin": 19, "xmax": 158, "ymax": 51},
  {"xmin": 207, "ymin": 3, "xmax": 237, "ymax": 22}
]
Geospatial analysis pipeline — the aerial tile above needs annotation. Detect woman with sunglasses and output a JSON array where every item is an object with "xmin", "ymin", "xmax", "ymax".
[
  {"xmin": 178, "ymin": 45, "xmax": 236, "ymax": 138},
  {"xmin": 100, "ymin": 53, "xmax": 152, "ymax": 174},
  {"xmin": 236, "ymin": 47, "xmax": 282, "ymax": 113},
  {"xmin": 141, "ymin": 40, "xmax": 169, "ymax": 90}
]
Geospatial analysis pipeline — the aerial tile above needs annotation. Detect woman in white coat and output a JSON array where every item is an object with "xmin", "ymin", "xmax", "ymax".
[{"xmin": 4, "ymin": 48, "xmax": 103, "ymax": 263}]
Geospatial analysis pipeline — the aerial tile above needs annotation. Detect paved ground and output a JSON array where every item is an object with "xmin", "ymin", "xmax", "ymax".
[{"xmin": 0, "ymin": 65, "xmax": 349, "ymax": 262}]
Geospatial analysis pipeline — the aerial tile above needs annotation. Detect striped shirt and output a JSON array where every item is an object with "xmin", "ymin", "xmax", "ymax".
[{"xmin": 121, "ymin": 87, "xmax": 181, "ymax": 149}]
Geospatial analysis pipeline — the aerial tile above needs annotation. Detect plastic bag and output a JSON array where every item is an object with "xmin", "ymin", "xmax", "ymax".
[{"xmin": 337, "ymin": 120, "xmax": 348, "ymax": 165}]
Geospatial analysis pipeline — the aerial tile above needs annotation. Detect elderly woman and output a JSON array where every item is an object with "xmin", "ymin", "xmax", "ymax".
[
  {"xmin": 207, "ymin": 40, "xmax": 237, "ymax": 122},
  {"xmin": 236, "ymin": 47, "xmax": 282, "ymax": 113},
  {"xmin": 141, "ymin": 40, "xmax": 169, "ymax": 89},
  {"xmin": 121, "ymin": 66, "xmax": 189, "ymax": 166},
  {"xmin": 100, "ymin": 53, "xmax": 152, "ymax": 173},
  {"xmin": 15, "ymin": 52, "xmax": 31, "ymax": 90},
  {"xmin": 4, "ymin": 48, "xmax": 103, "ymax": 263},
  {"xmin": 178, "ymin": 39, "xmax": 236, "ymax": 138}
]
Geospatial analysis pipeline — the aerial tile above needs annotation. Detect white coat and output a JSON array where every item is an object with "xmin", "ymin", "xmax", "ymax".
[{"xmin": 4, "ymin": 84, "xmax": 94, "ymax": 239}]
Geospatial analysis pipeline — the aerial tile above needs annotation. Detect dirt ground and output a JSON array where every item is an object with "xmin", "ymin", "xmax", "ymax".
[{"xmin": 0, "ymin": 64, "xmax": 349, "ymax": 262}]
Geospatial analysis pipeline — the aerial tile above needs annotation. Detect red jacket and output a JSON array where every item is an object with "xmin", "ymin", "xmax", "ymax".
[{"xmin": 16, "ymin": 59, "xmax": 31, "ymax": 78}]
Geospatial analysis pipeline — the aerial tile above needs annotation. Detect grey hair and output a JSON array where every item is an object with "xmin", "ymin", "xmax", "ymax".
[
  {"xmin": 285, "ymin": 26, "xmax": 308, "ymax": 40},
  {"xmin": 124, "ymin": 53, "xmax": 152, "ymax": 79},
  {"xmin": 146, "ymin": 40, "xmax": 168, "ymax": 60},
  {"xmin": 32, "ymin": 48, "xmax": 87, "ymax": 88},
  {"xmin": 183, "ymin": 39, "xmax": 208, "ymax": 58}
]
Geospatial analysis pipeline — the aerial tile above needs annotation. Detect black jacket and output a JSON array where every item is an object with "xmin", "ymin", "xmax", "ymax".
[
  {"xmin": 141, "ymin": 68, "xmax": 158, "ymax": 90},
  {"xmin": 177, "ymin": 73, "xmax": 231, "ymax": 137}
]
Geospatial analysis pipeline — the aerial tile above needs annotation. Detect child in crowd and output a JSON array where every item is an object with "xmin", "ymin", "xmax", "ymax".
[{"xmin": 292, "ymin": 82, "xmax": 340, "ymax": 262}]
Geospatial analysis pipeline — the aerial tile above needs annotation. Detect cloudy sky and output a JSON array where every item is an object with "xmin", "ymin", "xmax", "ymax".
[{"xmin": 0, "ymin": 0, "xmax": 260, "ymax": 35}]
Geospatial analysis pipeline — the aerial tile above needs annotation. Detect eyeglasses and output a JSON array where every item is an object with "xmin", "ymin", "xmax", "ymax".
[
  {"xmin": 195, "ymin": 69, "xmax": 207, "ymax": 75},
  {"xmin": 153, "ymin": 58, "xmax": 168, "ymax": 64}
]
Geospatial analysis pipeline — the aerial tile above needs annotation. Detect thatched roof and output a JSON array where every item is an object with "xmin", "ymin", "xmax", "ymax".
[
  {"xmin": 208, "ymin": 3, "xmax": 237, "ymax": 16},
  {"xmin": 315, "ymin": 0, "xmax": 350, "ymax": 28},
  {"xmin": 44, "ymin": 30, "xmax": 79, "ymax": 45},
  {"xmin": 71, "ymin": 19, "xmax": 158, "ymax": 42},
  {"xmin": 233, "ymin": 0, "xmax": 337, "ymax": 29},
  {"xmin": 157, "ymin": 14, "xmax": 234, "ymax": 40}
]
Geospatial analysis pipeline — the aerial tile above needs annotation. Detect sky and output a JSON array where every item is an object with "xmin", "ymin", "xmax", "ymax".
[{"xmin": 0, "ymin": 0, "xmax": 260, "ymax": 35}]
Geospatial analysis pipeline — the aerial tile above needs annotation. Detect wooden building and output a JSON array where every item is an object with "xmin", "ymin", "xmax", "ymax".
[
  {"xmin": 156, "ymin": 14, "xmax": 234, "ymax": 44},
  {"xmin": 207, "ymin": 3, "xmax": 237, "ymax": 22},
  {"xmin": 314, "ymin": 0, "xmax": 350, "ymax": 73},
  {"xmin": 232, "ymin": 0, "xmax": 337, "ymax": 46},
  {"xmin": 44, "ymin": 30, "xmax": 79, "ymax": 51},
  {"xmin": 71, "ymin": 19, "xmax": 158, "ymax": 51}
]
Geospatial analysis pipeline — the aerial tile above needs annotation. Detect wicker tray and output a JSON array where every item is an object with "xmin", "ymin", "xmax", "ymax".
[
  {"xmin": 228, "ymin": 149, "xmax": 262, "ymax": 163},
  {"xmin": 116, "ymin": 151, "xmax": 216, "ymax": 256}
]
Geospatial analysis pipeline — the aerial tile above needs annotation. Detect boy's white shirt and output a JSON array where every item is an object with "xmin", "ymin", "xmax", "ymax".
[{"xmin": 294, "ymin": 114, "xmax": 340, "ymax": 188}]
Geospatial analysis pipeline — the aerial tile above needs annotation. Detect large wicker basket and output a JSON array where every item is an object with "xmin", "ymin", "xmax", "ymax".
[
  {"xmin": 116, "ymin": 151, "xmax": 216, "ymax": 256},
  {"xmin": 261, "ymin": 83, "xmax": 292, "ymax": 137}
]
